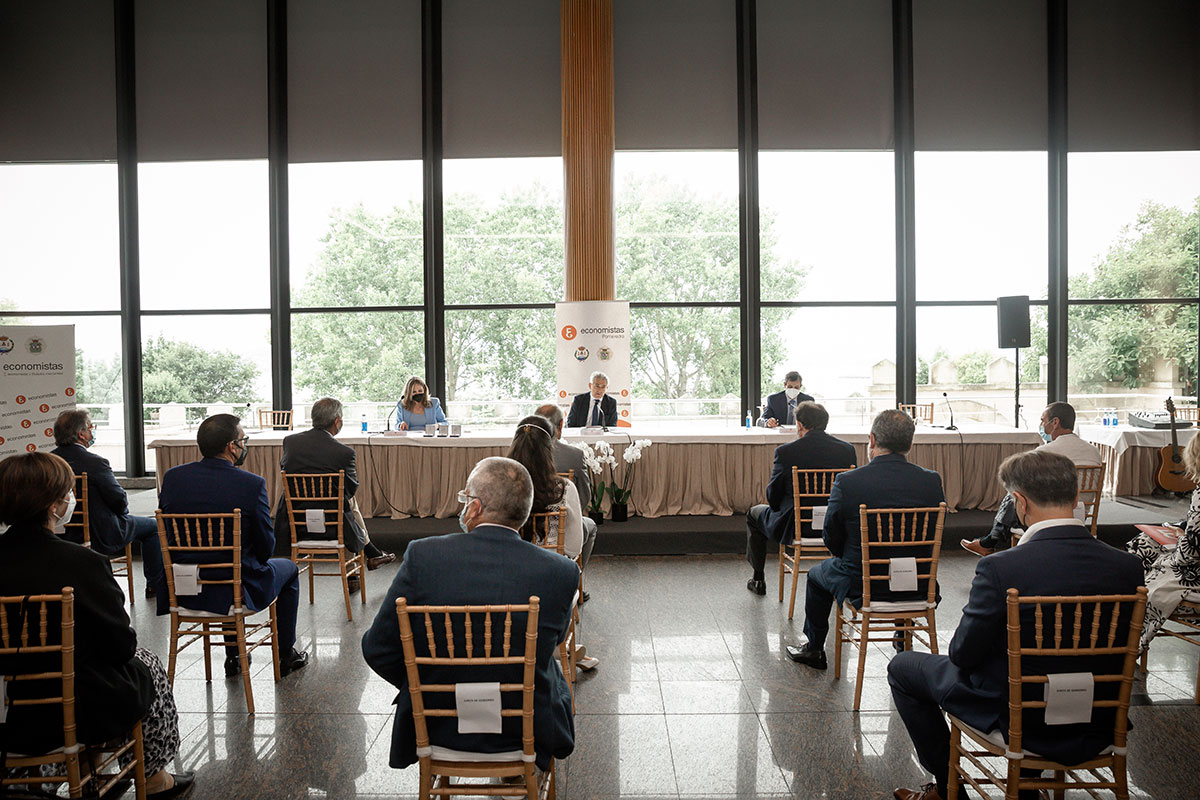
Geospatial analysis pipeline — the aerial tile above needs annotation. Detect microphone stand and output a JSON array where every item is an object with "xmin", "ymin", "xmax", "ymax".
[
  {"xmin": 942, "ymin": 392, "xmax": 958, "ymax": 431},
  {"xmin": 1013, "ymin": 347, "xmax": 1020, "ymax": 429}
]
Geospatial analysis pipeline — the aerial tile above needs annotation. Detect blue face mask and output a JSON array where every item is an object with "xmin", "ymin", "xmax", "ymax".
[
  {"xmin": 458, "ymin": 500, "xmax": 473, "ymax": 533},
  {"xmin": 1038, "ymin": 423, "xmax": 1051, "ymax": 444}
]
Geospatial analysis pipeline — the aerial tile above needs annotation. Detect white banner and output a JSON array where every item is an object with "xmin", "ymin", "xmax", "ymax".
[
  {"xmin": 555, "ymin": 301, "xmax": 632, "ymax": 427},
  {"xmin": 0, "ymin": 325, "xmax": 76, "ymax": 459}
]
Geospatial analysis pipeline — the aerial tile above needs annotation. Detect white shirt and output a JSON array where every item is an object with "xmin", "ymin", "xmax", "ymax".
[
  {"xmin": 1016, "ymin": 517, "xmax": 1086, "ymax": 545},
  {"xmin": 1041, "ymin": 432, "xmax": 1102, "ymax": 466}
]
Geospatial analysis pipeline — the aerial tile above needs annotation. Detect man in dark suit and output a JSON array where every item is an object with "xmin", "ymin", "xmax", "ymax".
[
  {"xmin": 890, "ymin": 450, "xmax": 1144, "ymax": 800},
  {"xmin": 50, "ymin": 409, "xmax": 164, "ymax": 597},
  {"xmin": 272, "ymin": 397, "xmax": 397, "ymax": 583},
  {"xmin": 535, "ymin": 402, "xmax": 592, "ymax": 511},
  {"xmin": 158, "ymin": 414, "xmax": 308, "ymax": 678},
  {"xmin": 788, "ymin": 409, "xmax": 945, "ymax": 669},
  {"xmin": 744, "ymin": 401, "xmax": 856, "ymax": 595},
  {"xmin": 758, "ymin": 370, "xmax": 814, "ymax": 427},
  {"xmin": 362, "ymin": 456, "xmax": 577, "ymax": 771},
  {"xmin": 565, "ymin": 371, "xmax": 617, "ymax": 428}
]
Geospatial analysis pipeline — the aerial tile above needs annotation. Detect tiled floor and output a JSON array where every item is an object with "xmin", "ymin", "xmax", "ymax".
[{"xmin": 114, "ymin": 548, "xmax": 1200, "ymax": 799}]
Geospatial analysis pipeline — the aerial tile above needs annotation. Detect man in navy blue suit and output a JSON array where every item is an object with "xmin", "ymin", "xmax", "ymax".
[
  {"xmin": 51, "ymin": 409, "xmax": 163, "ymax": 597},
  {"xmin": 362, "ymin": 456, "xmax": 578, "ymax": 772},
  {"xmin": 565, "ymin": 371, "xmax": 618, "ymax": 428},
  {"xmin": 758, "ymin": 371, "xmax": 814, "ymax": 427},
  {"xmin": 744, "ymin": 401, "xmax": 856, "ymax": 595},
  {"xmin": 889, "ymin": 450, "xmax": 1143, "ymax": 800},
  {"xmin": 787, "ymin": 409, "xmax": 945, "ymax": 669},
  {"xmin": 157, "ymin": 414, "xmax": 308, "ymax": 678}
]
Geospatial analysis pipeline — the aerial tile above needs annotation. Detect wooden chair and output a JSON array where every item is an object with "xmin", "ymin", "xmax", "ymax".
[
  {"xmin": 1174, "ymin": 405, "xmax": 1200, "ymax": 422},
  {"xmin": 1011, "ymin": 463, "xmax": 1107, "ymax": 546},
  {"xmin": 156, "ymin": 510, "xmax": 281, "ymax": 715},
  {"xmin": 258, "ymin": 408, "xmax": 293, "ymax": 430},
  {"xmin": 526, "ymin": 509, "xmax": 583, "ymax": 696},
  {"xmin": 1139, "ymin": 592, "xmax": 1200, "ymax": 703},
  {"xmin": 899, "ymin": 402, "xmax": 934, "ymax": 424},
  {"xmin": 779, "ymin": 467, "xmax": 854, "ymax": 620},
  {"xmin": 525, "ymin": 509, "xmax": 568, "ymax": 556},
  {"xmin": 835, "ymin": 503, "xmax": 947, "ymax": 711},
  {"xmin": 67, "ymin": 473, "xmax": 135, "ymax": 603},
  {"xmin": 0, "ymin": 588, "xmax": 147, "ymax": 799},
  {"xmin": 556, "ymin": 470, "xmax": 574, "ymax": 483},
  {"xmin": 395, "ymin": 596, "xmax": 557, "ymax": 799},
  {"xmin": 281, "ymin": 470, "xmax": 365, "ymax": 622},
  {"xmin": 948, "ymin": 587, "xmax": 1148, "ymax": 800}
]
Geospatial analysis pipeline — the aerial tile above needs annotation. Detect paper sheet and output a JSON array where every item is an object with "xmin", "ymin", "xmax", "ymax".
[
  {"xmin": 455, "ymin": 682, "xmax": 503, "ymax": 734},
  {"xmin": 173, "ymin": 563, "xmax": 200, "ymax": 596},
  {"xmin": 889, "ymin": 557, "xmax": 918, "ymax": 593},
  {"xmin": 304, "ymin": 508, "xmax": 326, "ymax": 534},
  {"xmin": 810, "ymin": 505, "xmax": 827, "ymax": 531},
  {"xmin": 1044, "ymin": 672, "xmax": 1094, "ymax": 725}
]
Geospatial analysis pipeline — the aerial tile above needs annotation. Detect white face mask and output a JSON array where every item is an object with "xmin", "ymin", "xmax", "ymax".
[
  {"xmin": 52, "ymin": 490, "xmax": 77, "ymax": 534},
  {"xmin": 784, "ymin": 387, "xmax": 802, "ymax": 400}
]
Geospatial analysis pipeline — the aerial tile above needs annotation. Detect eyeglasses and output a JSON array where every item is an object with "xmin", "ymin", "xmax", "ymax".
[
  {"xmin": 86, "ymin": 423, "xmax": 97, "ymax": 430},
  {"xmin": 456, "ymin": 489, "xmax": 478, "ymax": 506},
  {"xmin": 234, "ymin": 437, "xmax": 250, "ymax": 447}
]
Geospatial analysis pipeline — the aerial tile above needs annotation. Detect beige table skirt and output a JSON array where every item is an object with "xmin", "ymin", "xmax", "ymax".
[
  {"xmin": 1094, "ymin": 443, "xmax": 1163, "ymax": 496},
  {"xmin": 151, "ymin": 438, "xmax": 1034, "ymax": 519}
]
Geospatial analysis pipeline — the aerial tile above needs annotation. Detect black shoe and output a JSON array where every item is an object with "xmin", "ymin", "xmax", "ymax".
[
  {"xmin": 148, "ymin": 771, "xmax": 195, "ymax": 800},
  {"xmin": 366, "ymin": 550, "xmax": 397, "ymax": 570},
  {"xmin": 785, "ymin": 643, "xmax": 827, "ymax": 670},
  {"xmin": 746, "ymin": 577, "xmax": 766, "ymax": 596},
  {"xmin": 280, "ymin": 648, "xmax": 309, "ymax": 677},
  {"xmin": 893, "ymin": 632, "xmax": 906, "ymax": 653},
  {"xmin": 347, "ymin": 575, "xmax": 361, "ymax": 593},
  {"xmin": 144, "ymin": 584, "xmax": 157, "ymax": 598},
  {"xmin": 579, "ymin": 590, "xmax": 590, "ymax": 604},
  {"xmin": 224, "ymin": 654, "xmax": 250, "ymax": 678}
]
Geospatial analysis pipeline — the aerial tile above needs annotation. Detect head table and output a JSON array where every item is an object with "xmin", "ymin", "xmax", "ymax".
[{"xmin": 149, "ymin": 424, "xmax": 1040, "ymax": 520}]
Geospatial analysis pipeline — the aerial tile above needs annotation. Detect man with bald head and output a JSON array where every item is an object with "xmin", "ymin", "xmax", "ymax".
[{"xmin": 362, "ymin": 456, "xmax": 578, "ymax": 773}]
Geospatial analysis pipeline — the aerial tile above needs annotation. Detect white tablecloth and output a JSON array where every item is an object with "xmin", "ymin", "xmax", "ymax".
[
  {"xmin": 1077, "ymin": 424, "xmax": 1197, "ymax": 456},
  {"xmin": 1078, "ymin": 424, "xmax": 1197, "ymax": 496},
  {"xmin": 149, "ymin": 423, "xmax": 1040, "ymax": 519}
]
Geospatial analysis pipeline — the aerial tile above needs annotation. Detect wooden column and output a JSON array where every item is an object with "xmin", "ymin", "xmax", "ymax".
[{"xmin": 562, "ymin": 0, "xmax": 615, "ymax": 301}]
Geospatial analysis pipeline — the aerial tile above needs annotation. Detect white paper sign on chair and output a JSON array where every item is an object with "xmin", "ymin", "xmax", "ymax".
[
  {"xmin": 888, "ymin": 557, "xmax": 918, "ymax": 593},
  {"xmin": 455, "ymin": 682, "xmax": 503, "ymax": 734},
  {"xmin": 810, "ymin": 506, "xmax": 827, "ymax": 531},
  {"xmin": 305, "ymin": 509, "xmax": 326, "ymax": 534},
  {"xmin": 1044, "ymin": 672, "xmax": 1094, "ymax": 725},
  {"xmin": 172, "ymin": 564, "xmax": 200, "ymax": 596}
]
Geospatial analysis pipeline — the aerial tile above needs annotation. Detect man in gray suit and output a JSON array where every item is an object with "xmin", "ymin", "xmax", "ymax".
[
  {"xmin": 535, "ymin": 403, "xmax": 591, "ymax": 512},
  {"xmin": 273, "ymin": 398, "xmax": 396, "ymax": 587}
]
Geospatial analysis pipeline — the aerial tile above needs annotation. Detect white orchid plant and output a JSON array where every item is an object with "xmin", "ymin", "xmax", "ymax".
[
  {"xmin": 608, "ymin": 438, "xmax": 652, "ymax": 506},
  {"xmin": 575, "ymin": 439, "xmax": 615, "ymax": 513}
]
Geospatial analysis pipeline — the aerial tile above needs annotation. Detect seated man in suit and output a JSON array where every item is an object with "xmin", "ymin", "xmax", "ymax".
[
  {"xmin": 158, "ymin": 414, "xmax": 308, "ymax": 678},
  {"xmin": 758, "ymin": 370, "xmax": 814, "ymax": 427},
  {"xmin": 50, "ymin": 409, "xmax": 164, "ymax": 598},
  {"xmin": 272, "ymin": 397, "xmax": 397, "ymax": 588},
  {"xmin": 788, "ymin": 409, "xmax": 945, "ymax": 669},
  {"xmin": 961, "ymin": 401, "xmax": 1102, "ymax": 556},
  {"xmin": 565, "ymin": 371, "xmax": 617, "ymax": 428},
  {"xmin": 362, "ymin": 456, "xmax": 577, "ymax": 772},
  {"xmin": 889, "ymin": 450, "xmax": 1144, "ymax": 800},
  {"xmin": 744, "ymin": 401, "xmax": 856, "ymax": 595}
]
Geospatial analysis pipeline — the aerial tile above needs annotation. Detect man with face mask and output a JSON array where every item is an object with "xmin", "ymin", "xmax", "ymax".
[
  {"xmin": 758, "ymin": 371, "xmax": 814, "ymax": 427},
  {"xmin": 51, "ymin": 409, "xmax": 164, "ymax": 597},
  {"xmin": 157, "ymin": 413, "xmax": 308, "ymax": 679},
  {"xmin": 961, "ymin": 402, "xmax": 1101, "ymax": 556},
  {"xmin": 362, "ymin": 456, "xmax": 578, "ymax": 773},
  {"xmin": 888, "ymin": 449, "xmax": 1143, "ymax": 800}
]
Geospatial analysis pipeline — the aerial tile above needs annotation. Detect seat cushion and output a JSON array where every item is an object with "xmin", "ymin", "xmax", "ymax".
[
  {"xmin": 427, "ymin": 745, "xmax": 530, "ymax": 763},
  {"xmin": 798, "ymin": 538, "xmax": 827, "ymax": 547},
  {"xmin": 953, "ymin": 716, "xmax": 1118, "ymax": 760},
  {"xmin": 851, "ymin": 599, "xmax": 934, "ymax": 614},
  {"xmin": 296, "ymin": 539, "xmax": 341, "ymax": 549}
]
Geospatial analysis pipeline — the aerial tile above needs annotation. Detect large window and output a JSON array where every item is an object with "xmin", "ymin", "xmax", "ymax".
[
  {"xmin": 443, "ymin": 307, "xmax": 555, "ymax": 425},
  {"xmin": 1066, "ymin": 152, "xmax": 1200, "ymax": 419}
]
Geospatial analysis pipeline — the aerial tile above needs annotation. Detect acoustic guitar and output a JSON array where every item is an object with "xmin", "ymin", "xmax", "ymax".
[{"xmin": 1156, "ymin": 397, "xmax": 1197, "ymax": 493}]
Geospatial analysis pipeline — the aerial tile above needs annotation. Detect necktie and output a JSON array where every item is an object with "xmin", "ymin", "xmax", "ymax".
[
  {"xmin": 787, "ymin": 399, "xmax": 796, "ymax": 425},
  {"xmin": 591, "ymin": 399, "xmax": 600, "ymax": 426}
]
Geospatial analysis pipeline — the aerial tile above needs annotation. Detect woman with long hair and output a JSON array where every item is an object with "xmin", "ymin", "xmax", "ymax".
[
  {"xmin": 394, "ymin": 376, "xmax": 448, "ymax": 432},
  {"xmin": 506, "ymin": 414, "xmax": 585, "ymax": 560},
  {"xmin": 1128, "ymin": 433, "xmax": 1200, "ymax": 651},
  {"xmin": 0, "ymin": 451, "xmax": 193, "ymax": 799}
]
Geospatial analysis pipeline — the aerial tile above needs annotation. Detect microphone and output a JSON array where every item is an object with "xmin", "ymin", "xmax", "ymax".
[
  {"xmin": 942, "ymin": 392, "xmax": 958, "ymax": 431},
  {"xmin": 385, "ymin": 404, "xmax": 396, "ymax": 432}
]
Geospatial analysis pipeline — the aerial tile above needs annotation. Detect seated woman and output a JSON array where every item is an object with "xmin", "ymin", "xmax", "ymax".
[
  {"xmin": 0, "ymin": 452, "xmax": 193, "ymax": 799},
  {"xmin": 394, "ymin": 376, "xmax": 448, "ymax": 432},
  {"xmin": 506, "ymin": 415, "xmax": 591, "ymax": 563},
  {"xmin": 1128, "ymin": 434, "xmax": 1200, "ymax": 651}
]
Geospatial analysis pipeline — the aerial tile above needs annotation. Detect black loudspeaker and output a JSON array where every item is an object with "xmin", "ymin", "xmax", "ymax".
[{"xmin": 997, "ymin": 295, "xmax": 1031, "ymax": 348}]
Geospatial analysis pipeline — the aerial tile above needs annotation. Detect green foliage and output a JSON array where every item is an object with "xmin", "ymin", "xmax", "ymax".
[
  {"xmin": 141, "ymin": 335, "xmax": 260, "ymax": 405},
  {"xmin": 917, "ymin": 348, "xmax": 949, "ymax": 385},
  {"xmin": 75, "ymin": 350, "xmax": 122, "ymax": 405},
  {"xmin": 955, "ymin": 351, "xmax": 991, "ymax": 384},
  {"xmin": 1067, "ymin": 199, "xmax": 1199, "ymax": 392}
]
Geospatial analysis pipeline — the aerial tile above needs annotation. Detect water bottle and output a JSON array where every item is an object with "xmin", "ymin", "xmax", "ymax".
[
  {"xmin": 361, "ymin": 413, "xmax": 368, "ymax": 433},
  {"xmin": 745, "ymin": 410, "xmax": 752, "ymax": 429}
]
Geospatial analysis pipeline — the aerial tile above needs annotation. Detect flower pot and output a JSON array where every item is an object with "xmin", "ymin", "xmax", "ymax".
[
  {"xmin": 610, "ymin": 502, "xmax": 628, "ymax": 522},
  {"xmin": 587, "ymin": 510, "xmax": 605, "ymax": 526}
]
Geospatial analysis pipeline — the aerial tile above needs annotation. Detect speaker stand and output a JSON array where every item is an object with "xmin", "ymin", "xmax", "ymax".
[{"xmin": 1013, "ymin": 347, "xmax": 1021, "ymax": 429}]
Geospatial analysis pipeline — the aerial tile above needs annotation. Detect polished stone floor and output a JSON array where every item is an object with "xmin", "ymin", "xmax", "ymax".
[{"xmin": 114, "ymin": 549, "xmax": 1200, "ymax": 800}]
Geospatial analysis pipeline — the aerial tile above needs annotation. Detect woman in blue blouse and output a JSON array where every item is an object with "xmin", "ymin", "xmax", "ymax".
[{"xmin": 394, "ymin": 376, "xmax": 448, "ymax": 431}]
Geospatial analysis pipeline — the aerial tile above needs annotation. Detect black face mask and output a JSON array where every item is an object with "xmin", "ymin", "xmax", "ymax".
[
  {"xmin": 233, "ymin": 442, "xmax": 248, "ymax": 467},
  {"xmin": 412, "ymin": 393, "xmax": 426, "ymax": 403}
]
